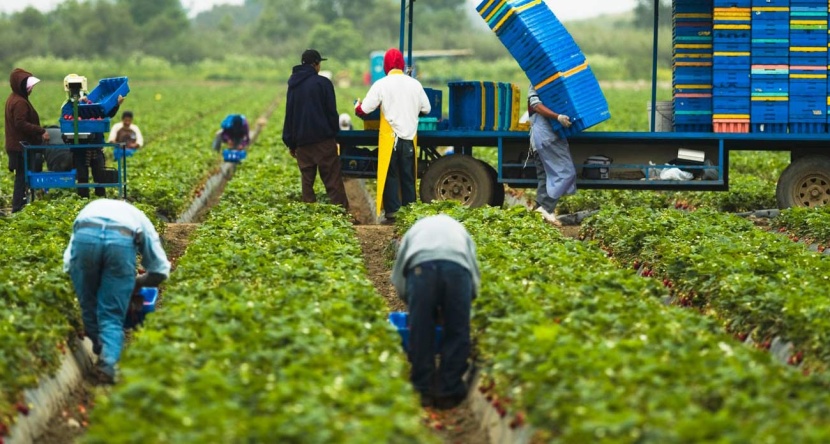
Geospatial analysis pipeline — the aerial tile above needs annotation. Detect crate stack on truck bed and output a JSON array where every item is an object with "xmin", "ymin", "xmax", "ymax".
[{"xmin": 672, "ymin": 0, "xmax": 830, "ymax": 133}]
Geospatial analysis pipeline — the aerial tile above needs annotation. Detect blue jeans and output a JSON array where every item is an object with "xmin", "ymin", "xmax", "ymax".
[
  {"xmin": 67, "ymin": 227, "xmax": 137, "ymax": 376},
  {"xmin": 533, "ymin": 151, "xmax": 559, "ymax": 213},
  {"xmin": 406, "ymin": 260, "xmax": 473, "ymax": 398},
  {"xmin": 383, "ymin": 138, "xmax": 417, "ymax": 217}
]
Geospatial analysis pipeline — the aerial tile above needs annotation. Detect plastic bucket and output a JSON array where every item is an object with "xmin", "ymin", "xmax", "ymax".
[{"xmin": 647, "ymin": 101, "xmax": 674, "ymax": 132}]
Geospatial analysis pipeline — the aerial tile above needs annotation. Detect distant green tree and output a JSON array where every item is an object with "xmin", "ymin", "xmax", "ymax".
[
  {"xmin": 633, "ymin": 0, "xmax": 672, "ymax": 27},
  {"xmin": 308, "ymin": 19, "xmax": 364, "ymax": 61}
]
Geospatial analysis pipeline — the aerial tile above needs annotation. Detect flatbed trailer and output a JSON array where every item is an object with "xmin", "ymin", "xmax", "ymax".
[{"xmin": 336, "ymin": 0, "xmax": 830, "ymax": 209}]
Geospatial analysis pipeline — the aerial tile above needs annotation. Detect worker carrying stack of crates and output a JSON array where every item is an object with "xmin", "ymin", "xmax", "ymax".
[
  {"xmin": 476, "ymin": 0, "xmax": 611, "ymax": 137},
  {"xmin": 789, "ymin": 0, "xmax": 827, "ymax": 133}
]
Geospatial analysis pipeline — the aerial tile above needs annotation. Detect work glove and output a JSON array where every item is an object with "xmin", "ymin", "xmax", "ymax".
[
  {"xmin": 354, "ymin": 99, "xmax": 367, "ymax": 118},
  {"xmin": 557, "ymin": 114, "xmax": 572, "ymax": 128}
]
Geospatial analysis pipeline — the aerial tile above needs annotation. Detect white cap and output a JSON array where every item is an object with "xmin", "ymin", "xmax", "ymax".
[
  {"xmin": 339, "ymin": 113, "xmax": 352, "ymax": 130},
  {"xmin": 26, "ymin": 76, "xmax": 40, "ymax": 91}
]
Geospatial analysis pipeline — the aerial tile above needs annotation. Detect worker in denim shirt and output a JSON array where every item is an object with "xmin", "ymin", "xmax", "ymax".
[
  {"xmin": 63, "ymin": 199, "xmax": 170, "ymax": 383},
  {"xmin": 528, "ymin": 84, "xmax": 576, "ymax": 227},
  {"xmin": 391, "ymin": 214, "xmax": 480, "ymax": 410}
]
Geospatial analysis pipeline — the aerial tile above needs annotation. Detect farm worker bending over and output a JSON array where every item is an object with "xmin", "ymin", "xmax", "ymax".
[
  {"xmin": 528, "ymin": 84, "xmax": 576, "ymax": 227},
  {"xmin": 355, "ymin": 48, "xmax": 431, "ymax": 224},
  {"xmin": 212, "ymin": 113, "xmax": 250, "ymax": 152},
  {"xmin": 5, "ymin": 68, "xmax": 50, "ymax": 213},
  {"xmin": 108, "ymin": 110, "xmax": 144, "ymax": 149},
  {"xmin": 63, "ymin": 199, "xmax": 170, "ymax": 383},
  {"xmin": 392, "ymin": 214, "xmax": 481, "ymax": 410},
  {"xmin": 282, "ymin": 49, "xmax": 350, "ymax": 211}
]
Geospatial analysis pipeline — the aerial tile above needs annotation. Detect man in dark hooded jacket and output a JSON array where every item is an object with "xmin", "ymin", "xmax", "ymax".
[
  {"xmin": 282, "ymin": 49, "xmax": 349, "ymax": 211},
  {"xmin": 5, "ymin": 68, "xmax": 49, "ymax": 213}
]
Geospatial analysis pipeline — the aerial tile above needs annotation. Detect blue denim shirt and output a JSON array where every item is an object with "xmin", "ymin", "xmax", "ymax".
[{"xmin": 63, "ymin": 199, "xmax": 170, "ymax": 277}]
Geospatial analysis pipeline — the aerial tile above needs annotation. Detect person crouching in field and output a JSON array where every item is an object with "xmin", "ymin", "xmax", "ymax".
[
  {"xmin": 213, "ymin": 114, "xmax": 250, "ymax": 152},
  {"xmin": 108, "ymin": 110, "xmax": 144, "ymax": 149},
  {"xmin": 392, "ymin": 214, "xmax": 481, "ymax": 410}
]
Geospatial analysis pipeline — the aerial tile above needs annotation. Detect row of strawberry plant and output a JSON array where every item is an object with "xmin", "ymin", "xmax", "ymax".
[
  {"xmin": 0, "ymin": 197, "xmax": 162, "ymax": 435},
  {"xmin": 0, "ymin": 82, "xmax": 275, "ymax": 437},
  {"xmin": 396, "ymin": 202, "xmax": 830, "ymax": 442},
  {"xmin": 85, "ymin": 143, "xmax": 435, "ymax": 442},
  {"xmin": 125, "ymin": 82, "xmax": 275, "ymax": 219},
  {"xmin": 582, "ymin": 206, "xmax": 830, "ymax": 370},
  {"xmin": 772, "ymin": 205, "xmax": 830, "ymax": 247}
]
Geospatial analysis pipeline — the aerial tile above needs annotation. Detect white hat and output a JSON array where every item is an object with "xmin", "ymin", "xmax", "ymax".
[
  {"xmin": 26, "ymin": 76, "xmax": 40, "ymax": 92},
  {"xmin": 339, "ymin": 113, "xmax": 352, "ymax": 130}
]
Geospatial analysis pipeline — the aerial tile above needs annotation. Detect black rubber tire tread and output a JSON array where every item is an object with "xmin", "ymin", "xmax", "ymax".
[
  {"xmin": 479, "ymin": 160, "xmax": 506, "ymax": 207},
  {"xmin": 776, "ymin": 155, "xmax": 830, "ymax": 209},
  {"xmin": 419, "ymin": 154, "xmax": 494, "ymax": 208}
]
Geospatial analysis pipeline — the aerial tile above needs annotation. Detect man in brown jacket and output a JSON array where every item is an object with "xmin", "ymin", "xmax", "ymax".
[{"xmin": 5, "ymin": 68, "xmax": 49, "ymax": 213}]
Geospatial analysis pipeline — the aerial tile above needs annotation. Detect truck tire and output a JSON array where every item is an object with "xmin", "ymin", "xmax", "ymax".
[
  {"xmin": 420, "ymin": 155, "xmax": 493, "ymax": 208},
  {"xmin": 479, "ymin": 161, "xmax": 505, "ymax": 207},
  {"xmin": 776, "ymin": 155, "xmax": 830, "ymax": 208}
]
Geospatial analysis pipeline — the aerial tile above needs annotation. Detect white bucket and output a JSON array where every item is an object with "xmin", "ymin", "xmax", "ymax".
[{"xmin": 647, "ymin": 101, "xmax": 673, "ymax": 132}]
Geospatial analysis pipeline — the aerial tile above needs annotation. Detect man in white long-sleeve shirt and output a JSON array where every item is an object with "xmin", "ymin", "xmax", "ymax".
[
  {"xmin": 107, "ymin": 110, "xmax": 144, "ymax": 149},
  {"xmin": 63, "ymin": 199, "xmax": 170, "ymax": 382},
  {"xmin": 355, "ymin": 48, "xmax": 431, "ymax": 223},
  {"xmin": 391, "ymin": 214, "xmax": 480, "ymax": 410}
]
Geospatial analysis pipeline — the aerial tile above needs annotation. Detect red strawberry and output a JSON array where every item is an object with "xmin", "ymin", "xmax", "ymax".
[
  {"xmin": 510, "ymin": 412, "xmax": 526, "ymax": 429},
  {"xmin": 16, "ymin": 402, "xmax": 29, "ymax": 416}
]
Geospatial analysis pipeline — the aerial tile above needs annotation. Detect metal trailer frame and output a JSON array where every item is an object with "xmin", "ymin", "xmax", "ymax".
[
  {"xmin": 335, "ymin": 0, "xmax": 830, "ymax": 208},
  {"xmin": 22, "ymin": 142, "xmax": 128, "ymax": 201}
]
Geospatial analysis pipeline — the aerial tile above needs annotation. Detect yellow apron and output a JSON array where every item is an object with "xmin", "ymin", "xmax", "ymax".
[{"xmin": 376, "ymin": 112, "xmax": 417, "ymax": 216}]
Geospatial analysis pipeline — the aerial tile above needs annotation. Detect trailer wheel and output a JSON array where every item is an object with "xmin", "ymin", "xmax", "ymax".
[
  {"xmin": 420, "ymin": 155, "xmax": 493, "ymax": 208},
  {"xmin": 479, "ymin": 161, "xmax": 505, "ymax": 207},
  {"xmin": 776, "ymin": 155, "xmax": 830, "ymax": 208}
]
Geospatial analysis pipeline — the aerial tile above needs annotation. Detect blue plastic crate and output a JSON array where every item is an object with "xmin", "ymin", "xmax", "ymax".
[
  {"xmin": 113, "ymin": 148, "xmax": 137, "ymax": 160},
  {"xmin": 751, "ymin": 123, "xmax": 788, "ymax": 132},
  {"xmin": 675, "ymin": 98, "xmax": 714, "ymax": 111},
  {"xmin": 752, "ymin": 0, "xmax": 790, "ymax": 6},
  {"xmin": 675, "ymin": 123, "xmax": 713, "ymax": 132},
  {"xmin": 388, "ymin": 312, "xmax": 442, "ymax": 353},
  {"xmin": 713, "ymin": 70, "xmax": 751, "ymax": 87},
  {"xmin": 87, "ymin": 77, "xmax": 130, "ymax": 116},
  {"xmin": 223, "ymin": 149, "xmax": 247, "ymax": 162},
  {"xmin": 789, "ymin": 81, "xmax": 827, "ymax": 96},
  {"xmin": 752, "ymin": 80, "xmax": 789, "ymax": 93},
  {"xmin": 713, "ymin": 56, "xmax": 751, "ymax": 67},
  {"xmin": 27, "ymin": 169, "xmax": 76, "ymax": 189},
  {"xmin": 750, "ymin": 46, "xmax": 790, "ymax": 57},
  {"xmin": 59, "ymin": 117, "xmax": 110, "ymax": 134},
  {"xmin": 423, "ymin": 87, "xmax": 443, "ymax": 120},
  {"xmin": 449, "ymin": 81, "xmax": 486, "ymax": 130},
  {"xmin": 790, "ymin": 122, "xmax": 827, "ymax": 132}
]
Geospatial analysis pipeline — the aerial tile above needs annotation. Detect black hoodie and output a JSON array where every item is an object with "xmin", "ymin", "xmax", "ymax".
[
  {"xmin": 5, "ymin": 68, "xmax": 45, "ymax": 154},
  {"xmin": 282, "ymin": 64, "xmax": 339, "ymax": 150}
]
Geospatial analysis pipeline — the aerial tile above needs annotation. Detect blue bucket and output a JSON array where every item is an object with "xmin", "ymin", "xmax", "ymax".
[
  {"xmin": 140, "ymin": 287, "xmax": 158, "ymax": 313},
  {"xmin": 388, "ymin": 312, "xmax": 442, "ymax": 353}
]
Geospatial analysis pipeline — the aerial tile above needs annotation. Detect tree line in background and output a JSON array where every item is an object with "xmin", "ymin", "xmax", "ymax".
[{"xmin": 0, "ymin": 0, "xmax": 672, "ymax": 81}]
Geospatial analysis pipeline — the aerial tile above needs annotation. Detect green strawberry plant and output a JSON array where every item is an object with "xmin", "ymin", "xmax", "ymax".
[
  {"xmin": 85, "ymin": 140, "xmax": 435, "ymax": 442},
  {"xmin": 772, "ymin": 206, "xmax": 830, "ymax": 247},
  {"xmin": 396, "ymin": 202, "xmax": 830, "ymax": 442},
  {"xmin": 582, "ymin": 206, "xmax": 830, "ymax": 370}
]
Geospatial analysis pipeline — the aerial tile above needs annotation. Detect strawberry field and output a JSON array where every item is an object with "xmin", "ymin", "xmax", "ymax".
[{"xmin": 4, "ymin": 79, "xmax": 830, "ymax": 443}]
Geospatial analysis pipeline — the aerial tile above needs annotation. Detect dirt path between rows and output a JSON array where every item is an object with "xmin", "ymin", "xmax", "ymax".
[
  {"xmin": 354, "ymin": 225, "xmax": 489, "ymax": 444},
  {"xmin": 35, "ymin": 223, "xmax": 198, "ymax": 443}
]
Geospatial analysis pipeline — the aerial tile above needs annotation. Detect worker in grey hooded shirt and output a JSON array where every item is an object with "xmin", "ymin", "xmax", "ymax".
[{"xmin": 391, "ymin": 214, "xmax": 480, "ymax": 410}]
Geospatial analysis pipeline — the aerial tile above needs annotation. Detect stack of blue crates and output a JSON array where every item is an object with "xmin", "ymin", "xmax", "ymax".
[
  {"xmin": 789, "ymin": 0, "xmax": 827, "ymax": 133},
  {"xmin": 751, "ymin": 0, "xmax": 790, "ymax": 133},
  {"xmin": 713, "ymin": 0, "xmax": 752, "ymax": 132},
  {"xmin": 476, "ymin": 0, "xmax": 610, "ymax": 137},
  {"xmin": 673, "ymin": 0, "xmax": 715, "ymax": 132}
]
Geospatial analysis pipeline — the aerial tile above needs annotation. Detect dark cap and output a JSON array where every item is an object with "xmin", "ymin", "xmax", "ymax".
[{"xmin": 301, "ymin": 49, "xmax": 327, "ymax": 65}]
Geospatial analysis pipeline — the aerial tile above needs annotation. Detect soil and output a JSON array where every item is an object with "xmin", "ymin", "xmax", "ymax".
[
  {"xmin": 353, "ymin": 225, "xmax": 489, "ymax": 444},
  {"xmin": 34, "ymin": 382, "xmax": 96, "ymax": 444},
  {"xmin": 559, "ymin": 224, "xmax": 581, "ymax": 239}
]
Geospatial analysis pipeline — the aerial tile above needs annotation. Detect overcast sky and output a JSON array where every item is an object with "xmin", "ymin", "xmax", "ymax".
[{"xmin": 0, "ymin": 0, "xmax": 637, "ymax": 21}]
